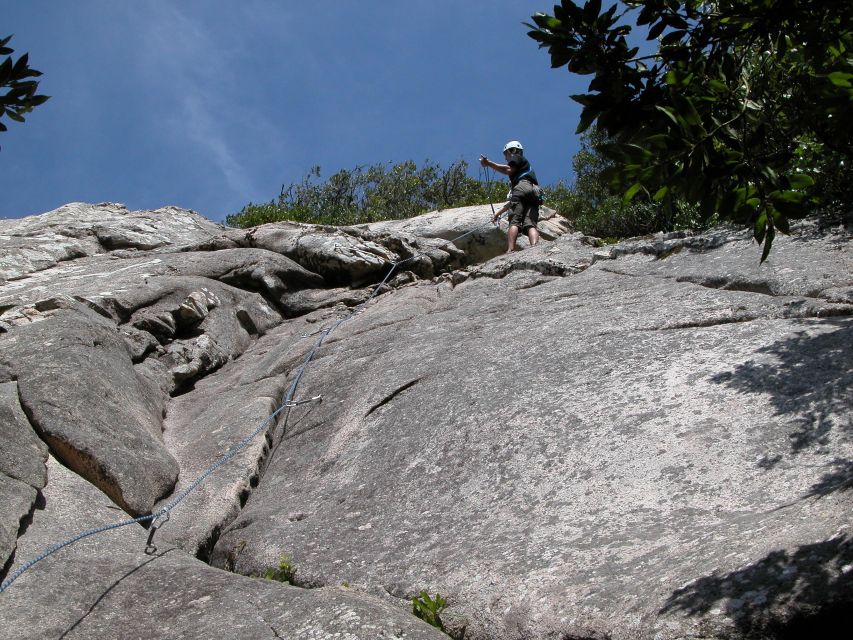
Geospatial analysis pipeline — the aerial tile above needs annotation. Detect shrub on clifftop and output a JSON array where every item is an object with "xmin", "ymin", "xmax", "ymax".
[{"xmin": 226, "ymin": 160, "xmax": 505, "ymax": 228}]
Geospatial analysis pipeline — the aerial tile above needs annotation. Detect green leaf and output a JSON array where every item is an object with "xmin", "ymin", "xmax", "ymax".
[
  {"xmin": 623, "ymin": 144, "xmax": 653, "ymax": 159},
  {"xmin": 771, "ymin": 209, "xmax": 791, "ymax": 234},
  {"xmin": 661, "ymin": 30, "xmax": 687, "ymax": 46},
  {"xmin": 776, "ymin": 33, "xmax": 789, "ymax": 58},
  {"xmin": 769, "ymin": 190, "xmax": 805, "ymax": 205},
  {"xmin": 753, "ymin": 211, "xmax": 767, "ymax": 244},
  {"xmin": 648, "ymin": 19, "xmax": 667, "ymax": 41},
  {"xmin": 623, "ymin": 182, "xmax": 644, "ymax": 203},
  {"xmin": 677, "ymin": 95, "xmax": 701, "ymax": 126},
  {"xmin": 655, "ymin": 105, "xmax": 679, "ymax": 126},
  {"xmin": 653, "ymin": 185, "xmax": 669, "ymax": 201},
  {"xmin": 827, "ymin": 71, "xmax": 853, "ymax": 88},
  {"xmin": 570, "ymin": 93, "xmax": 598, "ymax": 108},
  {"xmin": 583, "ymin": 0, "xmax": 602, "ymax": 22},
  {"xmin": 788, "ymin": 173, "xmax": 815, "ymax": 189},
  {"xmin": 543, "ymin": 16, "xmax": 563, "ymax": 30},
  {"xmin": 576, "ymin": 106, "xmax": 598, "ymax": 133},
  {"xmin": 760, "ymin": 222, "xmax": 775, "ymax": 263},
  {"xmin": 645, "ymin": 133, "xmax": 671, "ymax": 148},
  {"xmin": 11, "ymin": 52, "xmax": 29, "ymax": 76}
]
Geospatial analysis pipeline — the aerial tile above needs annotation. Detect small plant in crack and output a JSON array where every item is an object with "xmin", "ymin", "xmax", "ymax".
[
  {"xmin": 262, "ymin": 554, "xmax": 297, "ymax": 585},
  {"xmin": 412, "ymin": 591, "xmax": 447, "ymax": 632}
]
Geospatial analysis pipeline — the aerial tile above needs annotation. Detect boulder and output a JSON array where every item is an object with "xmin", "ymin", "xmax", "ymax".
[
  {"xmin": 0, "ymin": 304, "xmax": 179, "ymax": 516},
  {"xmin": 248, "ymin": 220, "xmax": 470, "ymax": 285},
  {"xmin": 249, "ymin": 223, "xmax": 399, "ymax": 285},
  {"xmin": 362, "ymin": 204, "xmax": 572, "ymax": 262}
]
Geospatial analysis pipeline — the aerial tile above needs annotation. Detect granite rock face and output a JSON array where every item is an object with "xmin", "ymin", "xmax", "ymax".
[
  {"xmin": 0, "ymin": 457, "xmax": 447, "ymax": 640},
  {"xmin": 0, "ymin": 202, "xmax": 850, "ymax": 640}
]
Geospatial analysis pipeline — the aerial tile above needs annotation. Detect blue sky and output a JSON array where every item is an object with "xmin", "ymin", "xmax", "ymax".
[{"xmin": 2, "ymin": 1, "xmax": 587, "ymax": 223}]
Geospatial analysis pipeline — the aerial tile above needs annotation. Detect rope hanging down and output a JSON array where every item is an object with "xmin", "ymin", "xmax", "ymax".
[{"xmin": 0, "ymin": 170, "xmax": 505, "ymax": 594}]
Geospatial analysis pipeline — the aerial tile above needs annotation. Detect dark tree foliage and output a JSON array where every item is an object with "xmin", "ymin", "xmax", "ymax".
[
  {"xmin": 528, "ymin": 0, "xmax": 853, "ymax": 259},
  {"xmin": 0, "ymin": 35, "xmax": 49, "ymax": 142},
  {"xmin": 544, "ymin": 125, "xmax": 704, "ymax": 239}
]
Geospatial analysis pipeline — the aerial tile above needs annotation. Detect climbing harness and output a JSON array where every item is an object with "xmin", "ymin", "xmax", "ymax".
[{"xmin": 0, "ymin": 164, "xmax": 506, "ymax": 595}]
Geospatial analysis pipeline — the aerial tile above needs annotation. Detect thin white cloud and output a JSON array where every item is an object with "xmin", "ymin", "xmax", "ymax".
[
  {"xmin": 124, "ymin": 1, "xmax": 278, "ymax": 200},
  {"xmin": 181, "ymin": 92, "xmax": 253, "ymax": 196}
]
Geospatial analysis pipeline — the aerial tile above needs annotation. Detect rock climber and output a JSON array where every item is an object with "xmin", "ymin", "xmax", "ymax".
[{"xmin": 479, "ymin": 140, "xmax": 541, "ymax": 253}]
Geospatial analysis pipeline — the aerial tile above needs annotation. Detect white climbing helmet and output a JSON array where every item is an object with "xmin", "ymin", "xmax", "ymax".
[{"xmin": 503, "ymin": 140, "xmax": 523, "ymax": 154}]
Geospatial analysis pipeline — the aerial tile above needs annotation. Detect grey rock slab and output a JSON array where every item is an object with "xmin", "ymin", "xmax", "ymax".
[
  {"xmin": 1, "ymin": 304, "xmax": 179, "ymax": 516},
  {"xmin": 153, "ymin": 349, "xmax": 287, "ymax": 556},
  {"xmin": 247, "ymin": 205, "xmax": 574, "ymax": 285},
  {"xmin": 282, "ymin": 285, "xmax": 374, "ymax": 317},
  {"xmin": 0, "ymin": 247, "xmax": 322, "ymax": 324},
  {"xmin": 463, "ymin": 231, "xmax": 602, "ymax": 284},
  {"xmin": 0, "ymin": 380, "xmax": 46, "ymax": 567},
  {"xmin": 0, "ymin": 234, "xmax": 88, "ymax": 284},
  {"xmin": 2, "ymin": 204, "xmax": 850, "ymax": 639},
  {"xmin": 249, "ymin": 223, "xmax": 403, "ymax": 286},
  {"xmin": 0, "ymin": 476, "xmax": 37, "ymax": 574},
  {"xmin": 606, "ymin": 220, "xmax": 852, "ymax": 301},
  {"xmin": 0, "ymin": 203, "xmax": 230, "ymax": 283},
  {"xmin": 120, "ymin": 276, "xmax": 284, "ymax": 393},
  {"xmin": 0, "ymin": 381, "xmax": 48, "ymax": 489},
  {"xmin": 154, "ymin": 307, "xmax": 358, "ymax": 557},
  {"xmin": 211, "ymin": 230, "xmax": 853, "ymax": 639},
  {"xmin": 0, "ymin": 456, "xmax": 448, "ymax": 640},
  {"xmin": 362, "ymin": 204, "xmax": 574, "ymax": 263}
]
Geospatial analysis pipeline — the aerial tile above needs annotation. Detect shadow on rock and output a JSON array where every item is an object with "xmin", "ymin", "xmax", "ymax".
[
  {"xmin": 59, "ymin": 549, "xmax": 175, "ymax": 639},
  {"xmin": 659, "ymin": 535, "xmax": 853, "ymax": 638},
  {"xmin": 805, "ymin": 458, "xmax": 853, "ymax": 498},
  {"xmin": 710, "ymin": 319, "xmax": 852, "ymax": 468}
]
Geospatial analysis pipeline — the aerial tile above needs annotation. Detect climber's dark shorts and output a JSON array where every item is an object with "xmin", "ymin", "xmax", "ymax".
[{"xmin": 507, "ymin": 180, "xmax": 540, "ymax": 232}]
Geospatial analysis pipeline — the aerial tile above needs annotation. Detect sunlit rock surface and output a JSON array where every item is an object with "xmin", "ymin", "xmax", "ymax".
[{"xmin": 1, "ymin": 202, "xmax": 850, "ymax": 639}]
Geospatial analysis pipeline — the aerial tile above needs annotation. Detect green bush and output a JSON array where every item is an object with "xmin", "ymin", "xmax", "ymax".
[
  {"xmin": 542, "ymin": 128, "xmax": 711, "ymax": 240},
  {"xmin": 226, "ymin": 160, "xmax": 505, "ymax": 229},
  {"xmin": 261, "ymin": 554, "xmax": 296, "ymax": 585},
  {"xmin": 228, "ymin": 147, "xmax": 722, "ymax": 242},
  {"xmin": 412, "ymin": 591, "xmax": 447, "ymax": 632}
]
